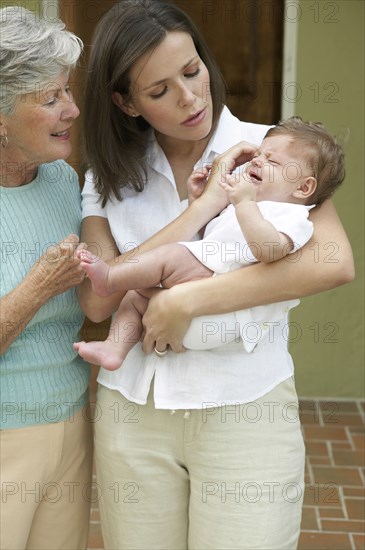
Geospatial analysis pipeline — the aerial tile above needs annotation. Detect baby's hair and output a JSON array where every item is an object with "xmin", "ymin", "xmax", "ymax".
[{"xmin": 265, "ymin": 116, "xmax": 345, "ymax": 205}]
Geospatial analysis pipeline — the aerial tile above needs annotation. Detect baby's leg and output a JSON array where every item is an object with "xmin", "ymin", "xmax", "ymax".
[
  {"xmin": 78, "ymin": 243, "xmax": 198, "ymax": 297},
  {"xmin": 78, "ymin": 247, "xmax": 167, "ymax": 297},
  {"xmin": 107, "ymin": 243, "xmax": 212, "ymax": 290},
  {"xmin": 158, "ymin": 244, "xmax": 213, "ymax": 288},
  {"xmin": 73, "ymin": 290, "xmax": 149, "ymax": 370},
  {"xmin": 79, "ymin": 243, "xmax": 212, "ymax": 298}
]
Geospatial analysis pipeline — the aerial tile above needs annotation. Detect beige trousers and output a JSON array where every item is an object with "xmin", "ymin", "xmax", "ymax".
[
  {"xmin": 95, "ymin": 377, "xmax": 305, "ymax": 550},
  {"xmin": 0, "ymin": 408, "xmax": 93, "ymax": 550}
]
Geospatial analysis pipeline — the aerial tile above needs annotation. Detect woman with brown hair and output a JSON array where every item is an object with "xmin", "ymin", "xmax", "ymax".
[{"xmin": 78, "ymin": 1, "xmax": 354, "ymax": 548}]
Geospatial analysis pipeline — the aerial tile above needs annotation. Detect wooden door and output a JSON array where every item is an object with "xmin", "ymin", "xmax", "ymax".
[
  {"xmin": 171, "ymin": 0, "xmax": 284, "ymax": 124},
  {"xmin": 61, "ymin": 0, "xmax": 284, "ymax": 173}
]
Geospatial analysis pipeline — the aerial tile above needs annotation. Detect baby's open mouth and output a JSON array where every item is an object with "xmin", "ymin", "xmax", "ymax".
[{"xmin": 249, "ymin": 172, "xmax": 262, "ymax": 182}]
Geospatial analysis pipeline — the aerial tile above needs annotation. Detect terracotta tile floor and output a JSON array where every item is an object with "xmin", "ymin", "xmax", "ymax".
[{"xmin": 87, "ymin": 399, "xmax": 365, "ymax": 550}]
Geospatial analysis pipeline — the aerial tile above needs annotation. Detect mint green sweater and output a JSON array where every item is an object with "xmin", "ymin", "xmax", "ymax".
[{"xmin": 0, "ymin": 161, "xmax": 90, "ymax": 429}]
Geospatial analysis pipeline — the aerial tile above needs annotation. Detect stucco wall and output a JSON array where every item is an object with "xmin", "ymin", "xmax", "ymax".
[
  {"xmin": 283, "ymin": 0, "xmax": 364, "ymax": 397},
  {"xmin": 0, "ymin": 0, "xmax": 41, "ymax": 12},
  {"xmin": 2, "ymin": 0, "xmax": 364, "ymax": 398}
]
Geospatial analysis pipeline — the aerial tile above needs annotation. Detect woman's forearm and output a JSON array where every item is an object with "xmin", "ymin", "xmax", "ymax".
[
  {"xmin": 78, "ymin": 198, "xmax": 224, "ymax": 322},
  {"xmin": 1, "ymin": 235, "xmax": 87, "ymax": 354},
  {"xmin": 1, "ymin": 275, "xmax": 51, "ymax": 355},
  {"xmin": 136, "ymin": 142, "xmax": 259, "ymax": 254},
  {"xmin": 81, "ymin": 198, "xmax": 354, "ymax": 326},
  {"xmin": 122, "ymin": 195, "xmax": 225, "ymax": 257},
  {"xmin": 78, "ymin": 277, "xmax": 127, "ymax": 323},
  {"xmin": 77, "ymin": 216, "xmax": 126, "ymax": 322},
  {"xmin": 179, "ymin": 199, "xmax": 355, "ymax": 317},
  {"xmin": 139, "ymin": 199, "xmax": 354, "ymax": 353},
  {"xmin": 78, "ymin": 143, "xmax": 258, "ymax": 321}
]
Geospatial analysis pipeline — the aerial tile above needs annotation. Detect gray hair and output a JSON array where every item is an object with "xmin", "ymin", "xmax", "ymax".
[{"xmin": 0, "ymin": 6, "xmax": 83, "ymax": 115}]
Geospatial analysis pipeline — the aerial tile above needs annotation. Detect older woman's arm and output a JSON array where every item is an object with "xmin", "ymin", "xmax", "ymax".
[
  {"xmin": 0, "ymin": 235, "xmax": 85, "ymax": 355},
  {"xmin": 141, "ymin": 199, "xmax": 355, "ymax": 353}
]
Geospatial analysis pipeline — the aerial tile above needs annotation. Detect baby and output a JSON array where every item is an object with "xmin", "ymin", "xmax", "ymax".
[{"xmin": 74, "ymin": 117, "xmax": 345, "ymax": 370}]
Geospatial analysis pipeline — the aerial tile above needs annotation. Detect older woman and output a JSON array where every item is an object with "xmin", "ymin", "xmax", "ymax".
[{"xmin": 0, "ymin": 7, "xmax": 92, "ymax": 550}]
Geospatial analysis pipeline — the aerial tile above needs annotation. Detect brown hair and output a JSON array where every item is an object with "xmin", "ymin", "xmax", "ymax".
[
  {"xmin": 265, "ymin": 116, "xmax": 345, "ymax": 205},
  {"xmin": 83, "ymin": 0, "xmax": 226, "ymax": 205}
]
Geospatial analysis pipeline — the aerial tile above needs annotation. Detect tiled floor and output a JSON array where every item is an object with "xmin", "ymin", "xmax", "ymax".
[{"xmin": 87, "ymin": 399, "xmax": 365, "ymax": 550}]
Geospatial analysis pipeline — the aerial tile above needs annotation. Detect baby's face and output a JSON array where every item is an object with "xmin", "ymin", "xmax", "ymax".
[{"xmin": 246, "ymin": 135, "xmax": 312, "ymax": 202}]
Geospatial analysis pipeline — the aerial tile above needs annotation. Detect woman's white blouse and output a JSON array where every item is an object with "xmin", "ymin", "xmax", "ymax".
[{"xmin": 81, "ymin": 107, "xmax": 296, "ymax": 409}]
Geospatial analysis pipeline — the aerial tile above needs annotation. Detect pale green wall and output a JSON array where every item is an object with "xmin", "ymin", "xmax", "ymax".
[
  {"xmin": 0, "ymin": 0, "xmax": 41, "ymax": 10},
  {"xmin": 2, "ymin": 0, "xmax": 363, "ymax": 397},
  {"xmin": 285, "ymin": 0, "xmax": 364, "ymax": 397}
]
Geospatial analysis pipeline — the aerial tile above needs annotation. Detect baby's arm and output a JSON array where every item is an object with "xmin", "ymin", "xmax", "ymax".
[
  {"xmin": 187, "ymin": 165, "xmax": 211, "ymax": 205},
  {"xmin": 221, "ymin": 172, "xmax": 293, "ymax": 262}
]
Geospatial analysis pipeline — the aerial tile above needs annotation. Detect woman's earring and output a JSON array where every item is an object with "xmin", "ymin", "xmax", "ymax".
[{"xmin": 1, "ymin": 135, "xmax": 9, "ymax": 148}]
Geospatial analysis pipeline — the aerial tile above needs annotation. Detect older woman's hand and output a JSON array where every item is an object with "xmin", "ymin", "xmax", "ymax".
[
  {"xmin": 1, "ymin": 234, "xmax": 87, "ymax": 355},
  {"xmin": 27, "ymin": 234, "xmax": 86, "ymax": 300}
]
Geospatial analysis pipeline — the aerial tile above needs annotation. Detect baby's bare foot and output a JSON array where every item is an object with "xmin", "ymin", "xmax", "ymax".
[
  {"xmin": 73, "ymin": 340, "xmax": 125, "ymax": 371},
  {"xmin": 78, "ymin": 253, "xmax": 111, "ymax": 297}
]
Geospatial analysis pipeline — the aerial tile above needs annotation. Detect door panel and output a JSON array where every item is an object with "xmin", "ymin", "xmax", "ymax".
[
  {"xmin": 170, "ymin": 0, "xmax": 284, "ymax": 124},
  {"xmin": 61, "ymin": 0, "xmax": 284, "ymax": 130}
]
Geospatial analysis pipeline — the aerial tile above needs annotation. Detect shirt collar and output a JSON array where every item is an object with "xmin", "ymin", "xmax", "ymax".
[
  {"xmin": 198, "ymin": 106, "xmax": 244, "ymax": 165},
  {"xmin": 146, "ymin": 130, "xmax": 175, "ymax": 184},
  {"xmin": 146, "ymin": 106, "xmax": 244, "ymax": 173}
]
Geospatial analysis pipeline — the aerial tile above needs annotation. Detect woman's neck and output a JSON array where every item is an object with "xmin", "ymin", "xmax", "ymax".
[
  {"xmin": 156, "ymin": 132, "xmax": 210, "ymax": 166},
  {"xmin": 155, "ymin": 134, "xmax": 211, "ymax": 201},
  {"xmin": 0, "ymin": 157, "xmax": 37, "ymax": 187}
]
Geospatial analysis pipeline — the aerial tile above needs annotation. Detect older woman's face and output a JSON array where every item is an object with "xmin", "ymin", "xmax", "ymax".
[{"xmin": 3, "ymin": 71, "xmax": 79, "ymax": 169}]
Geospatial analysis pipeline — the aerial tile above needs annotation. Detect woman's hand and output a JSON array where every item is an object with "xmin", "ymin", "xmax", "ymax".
[
  {"xmin": 1, "ymin": 234, "xmax": 87, "ymax": 355},
  {"xmin": 198, "ymin": 140, "xmax": 258, "ymax": 214},
  {"xmin": 215, "ymin": 140, "xmax": 258, "ymax": 174},
  {"xmin": 187, "ymin": 165, "xmax": 211, "ymax": 204},
  {"xmin": 140, "ymin": 285, "xmax": 193, "ymax": 354},
  {"xmin": 28, "ymin": 234, "xmax": 86, "ymax": 299}
]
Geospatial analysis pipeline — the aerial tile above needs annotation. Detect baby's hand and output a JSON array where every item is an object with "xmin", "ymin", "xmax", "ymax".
[
  {"xmin": 187, "ymin": 165, "xmax": 211, "ymax": 204},
  {"xmin": 219, "ymin": 168, "xmax": 257, "ymax": 206}
]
